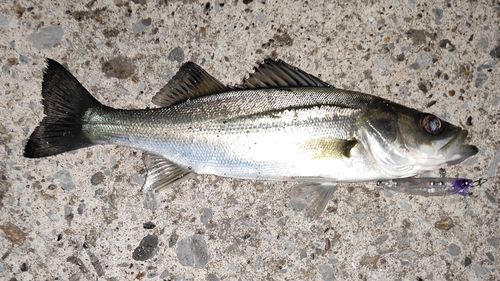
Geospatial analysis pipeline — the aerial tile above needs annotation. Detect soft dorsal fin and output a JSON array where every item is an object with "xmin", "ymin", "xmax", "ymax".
[
  {"xmin": 239, "ymin": 59, "xmax": 332, "ymax": 88},
  {"xmin": 141, "ymin": 152, "xmax": 195, "ymax": 192},
  {"xmin": 152, "ymin": 62, "xmax": 229, "ymax": 107}
]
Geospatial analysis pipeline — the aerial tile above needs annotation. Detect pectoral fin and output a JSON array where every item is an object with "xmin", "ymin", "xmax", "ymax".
[
  {"xmin": 290, "ymin": 183, "xmax": 337, "ymax": 218},
  {"xmin": 142, "ymin": 152, "xmax": 195, "ymax": 192}
]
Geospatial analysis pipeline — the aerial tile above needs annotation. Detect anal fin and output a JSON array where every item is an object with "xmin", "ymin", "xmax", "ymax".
[
  {"xmin": 141, "ymin": 152, "xmax": 195, "ymax": 192},
  {"xmin": 290, "ymin": 183, "xmax": 336, "ymax": 218}
]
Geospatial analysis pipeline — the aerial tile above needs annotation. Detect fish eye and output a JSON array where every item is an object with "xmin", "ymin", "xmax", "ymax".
[{"xmin": 421, "ymin": 114, "xmax": 443, "ymax": 135}]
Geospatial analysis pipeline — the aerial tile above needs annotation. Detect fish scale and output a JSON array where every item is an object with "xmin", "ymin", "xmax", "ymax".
[{"xmin": 85, "ymin": 88, "xmax": 366, "ymax": 179}]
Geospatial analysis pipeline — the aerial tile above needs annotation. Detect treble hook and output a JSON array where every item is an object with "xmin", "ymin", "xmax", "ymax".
[{"xmin": 471, "ymin": 178, "xmax": 487, "ymax": 188}]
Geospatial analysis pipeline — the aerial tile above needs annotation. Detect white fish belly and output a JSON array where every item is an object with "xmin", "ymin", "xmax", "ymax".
[{"xmin": 134, "ymin": 129, "xmax": 383, "ymax": 183}]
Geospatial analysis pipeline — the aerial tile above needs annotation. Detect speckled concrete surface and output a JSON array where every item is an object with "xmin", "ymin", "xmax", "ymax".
[{"xmin": 0, "ymin": 0, "xmax": 499, "ymax": 280}]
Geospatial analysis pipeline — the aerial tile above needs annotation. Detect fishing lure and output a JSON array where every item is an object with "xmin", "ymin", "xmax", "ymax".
[{"xmin": 377, "ymin": 178, "xmax": 472, "ymax": 196}]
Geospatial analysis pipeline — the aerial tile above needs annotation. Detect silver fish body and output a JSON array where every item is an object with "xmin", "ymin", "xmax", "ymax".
[
  {"xmin": 86, "ymin": 87, "xmax": 381, "ymax": 182},
  {"xmin": 24, "ymin": 59, "xmax": 478, "ymax": 216}
]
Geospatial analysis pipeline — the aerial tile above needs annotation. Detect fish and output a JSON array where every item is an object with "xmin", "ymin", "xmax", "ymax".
[{"xmin": 24, "ymin": 58, "xmax": 478, "ymax": 217}]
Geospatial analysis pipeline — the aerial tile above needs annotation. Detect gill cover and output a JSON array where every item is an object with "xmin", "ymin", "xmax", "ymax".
[{"xmin": 358, "ymin": 102, "xmax": 476, "ymax": 178}]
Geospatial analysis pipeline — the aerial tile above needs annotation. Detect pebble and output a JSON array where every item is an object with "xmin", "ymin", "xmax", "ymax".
[
  {"xmin": 169, "ymin": 232, "xmax": 179, "ymax": 247},
  {"xmin": 115, "ymin": 86, "xmax": 130, "ymax": 96},
  {"xmin": 261, "ymin": 232, "xmax": 275, "ymax": 242},
  {"xmin": 0, "ymin": 13, "xmax": 8, "ymax": 26},
  {"xmin": 397, "ymin": 200, "xmax": 411, "ymax": 211},
  {"xmin": 143, "ymin": 191, "xmax": 161, "ymax": 211},
  {"xmin": 300, "ymin": 249, "xmax": 307, "ymax": 259},
  {"xmin": 410, "ymin": 53, "xmax": 432, "ymax": 70},
  {"xmin": 432, "ymin": 8, "xmax": 443, "ymax": 24},
  {"xmin": 490, "ymin": 45, "xmax": 500, "ymax": 59},
  {"xmin": 256, "ymin": 12, "xmax": 266, "ymax": 22},
  {"xmin": 168, "ymin": 47, "xmax": 185, "ymax": 62},
  {"xmin": 435, "ymin": 217, "xmax": 454, "ymax": 230},
  {"xmin": 131, "ymin": 173, "xmax": 144, "ymax": 186},
  {"xmin": 375, "ymin": 234, "xmax": 389, "ymax": 245},
  {"xmin": 64, "ymin": 206, "xmax": 74, "ymax": 224},
  {"xmin": 473, "ymin": 263, "xmax": 490, "ymax": 276},
  {"xmin": 383, "ymin": 189, "xmax": 395, "ymax": 198},
  {"xmin": 438, "ymin": 39, "xmax": 455, "ymax": 51},
  {"xmin": 491, "ymin": 97, "xmax": 500, "ymax": 106},
  {"xmin": 277, "ymin": 216, "xmax": 289, "ymax": 226},
  {"xmin": 27, "ymin": 25, "xmax": 63, "ymax": 50},
  {"xmin": 132, "ymin": 235, "xmax": 159, "ymax": 261},
  {"xmin": 377, "ymin": 59, "xmax": 388, "ymax": 69},
  {"xmin": 475, "ymin": 60, "xmax": 495, "ymax": 88},
  {"xmin": 476, "ymin": 37, "xmax": 489, "ymax": 49},
  {"xmin": 328, "ymin": 258, "xmax": 339, "ymax": 264},
  {"xmin": 84, "ymin": 248, "xmax": 104, "ymax": 277},
  {"xmin": 143, "ymin": 221, "xmax": 156, "ymax": 229},
  {"xmin": 443, "ymin": 54, "xmax": 453, "ymax": 64},
  {"xmin": 360, "ymin": 255, "xmax": 380, "ymax": 266},
  {"xmin": 66, "ymin": 256, "xmax": 88, "ymax": 273},
  {"xmin": 0, "ymin": 222, "xmax": 26, "ymax": 245},
  {"xmin": 147, "ymin": 272, "xmax": 158, "ymax": 278},
  {"xmin": 47, "ymin": 210, "xmax": 59, "ymax": 222},
  {"xmin": 317, "ymin": 264, "xmax": 336, "ymax": 281},
  {"xmin": 487, "ymin": 236, "xmax": 499, "ymax": 248},
  {"xmin": 200, "ymin": 208, "xmax": 213, "ymax": 226},
  {"xmin": 446, "ymin": 243, "xmax": 461, "ymax": 256},
  {"xmin": 487, "ymin": 145, "xmax": 500, "ymax": 178},
  {"xmin": 285, "ymin": 240, "xmax": 296, "ymax": 254},
  {"xmin": 398, "ymin": 249, "xmax": 416, "ymax": 259},
  {"xmin": 464, "ymin": 256, "xmax": 472, "ymax": 267},
  {"xmin": 466, "ymin": 116, "xmax": 473, "ymax": 126},
  {"xmin": 52, "ymin": 170, "xmax": 76, "ymax": 190},
  {"xmin": 102, "ymin": 56, "xmax": 135, "ymax": 79},
  {"xmin": 485, "ymin": 252, "xmax": 495, "ymax": 261},
  {"xmin": 207, "ymin": 273, "xmax": 220, "ymax": 281},
  {"xmin": 159, "ymin": 269, "xmax": 170, "ymax": 278},
  {"xmin": 2, "ymin": 64, "xmax": 9, "ymax": 76},
  {"xmin": 133, "ymin": 18, "xmax": 152, "ymax": 33},
  {"xmin": 176, "ymin": 235, "xmax": 210, "ymax": 268},
  {"xmin": 90, "ymin": 172, "xmax": 105, "ymax": 185},
  {"xmin": 77, "ymin": 203, "xmax": 86, "ymax": 215}
]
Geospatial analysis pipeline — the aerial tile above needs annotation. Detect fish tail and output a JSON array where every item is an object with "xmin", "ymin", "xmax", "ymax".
[{"xmin": 24, "ymin": 59, "xmax": 105, "ymax": 158}]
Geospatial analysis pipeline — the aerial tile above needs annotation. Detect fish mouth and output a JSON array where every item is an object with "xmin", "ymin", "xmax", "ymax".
[{"xmin": 439, "ymin": 129, "xmax": 478, "ymax": 165}]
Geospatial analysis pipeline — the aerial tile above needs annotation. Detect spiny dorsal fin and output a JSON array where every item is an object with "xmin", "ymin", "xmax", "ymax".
[
  {"xmin": 152, "ymin": 62, "xmax": 229, "ymax": 107},
  {"xmin": 141, "ymin": 152, "xmax": 195, "ymax": 192},
  {"xmin": 239, "ymin": 59, "xmax": 332, "ymax": 88}
]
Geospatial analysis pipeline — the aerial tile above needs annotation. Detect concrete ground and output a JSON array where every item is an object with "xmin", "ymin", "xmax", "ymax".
[{"xmin": 0, "ymin": 0, "xmax": 499, "ymax": 280}]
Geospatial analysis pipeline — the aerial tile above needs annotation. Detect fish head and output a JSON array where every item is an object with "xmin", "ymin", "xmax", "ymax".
[{"xmin": 358, "ymin": 102, "xmax": 478, "ymax": 178}]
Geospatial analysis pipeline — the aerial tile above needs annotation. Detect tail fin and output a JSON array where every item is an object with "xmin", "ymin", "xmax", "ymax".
[{"xmin": 24, "ymin": 59, "xmax": 105, "ymax": 158}]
